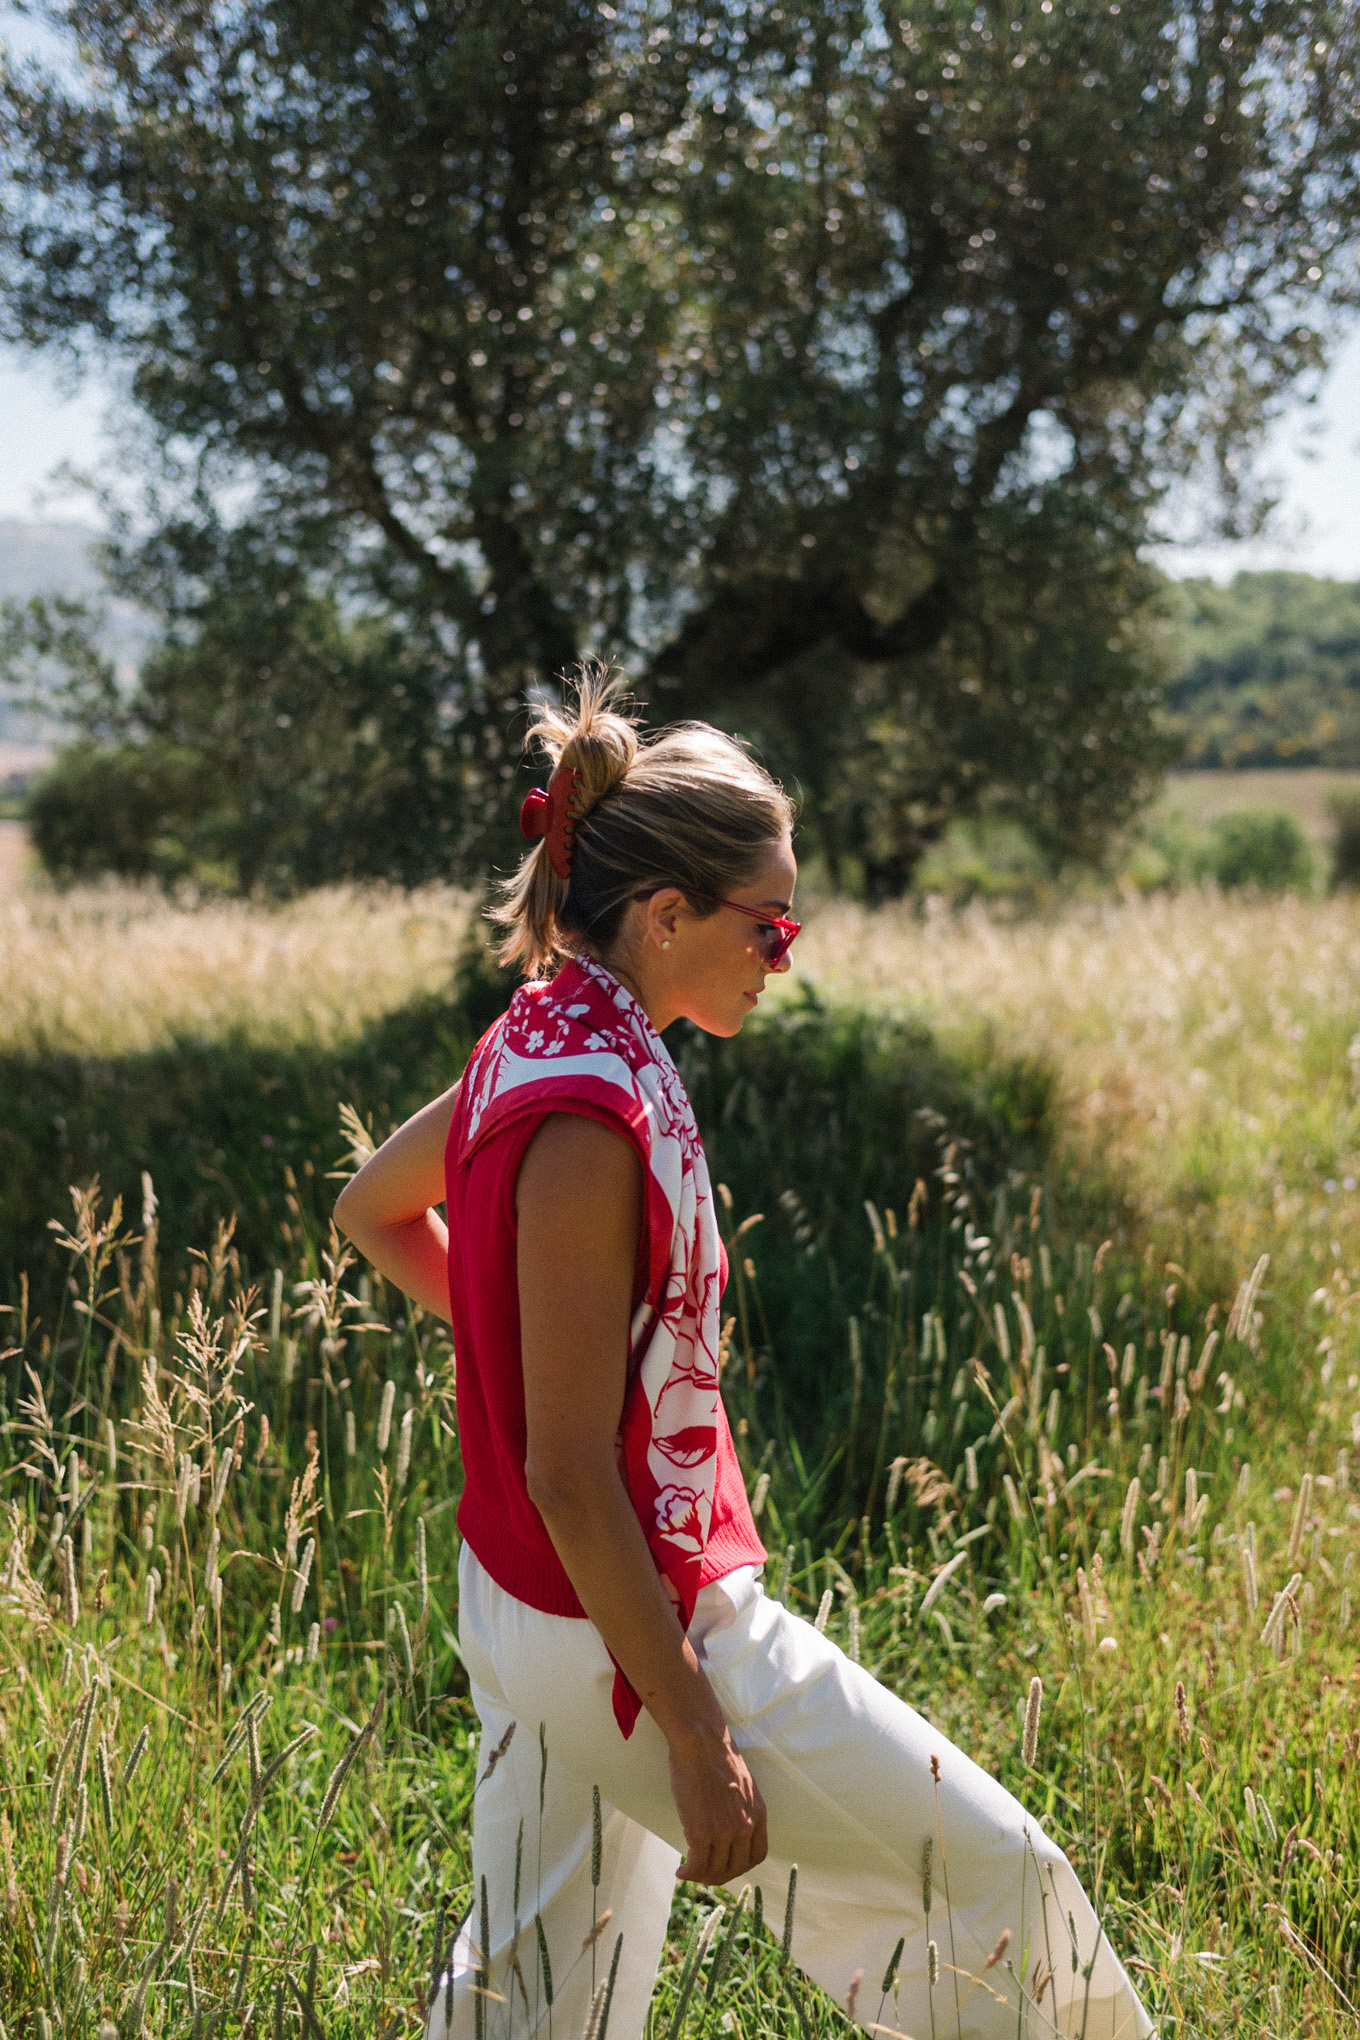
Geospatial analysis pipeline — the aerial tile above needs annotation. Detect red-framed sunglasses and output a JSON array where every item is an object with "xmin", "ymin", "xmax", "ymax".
[{"xmin": 634, "ymin": 889, "xmax": 802, "ymax": 967}]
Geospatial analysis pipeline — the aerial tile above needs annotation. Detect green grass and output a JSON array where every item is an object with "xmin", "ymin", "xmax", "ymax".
[
  {"xmin": 4, "ymin": 1120, "xmax": 1360, "ymax": 2036},
  {"xmin": 4, "ymin": 886, "xmax": 1360, "ymax": 2036}
]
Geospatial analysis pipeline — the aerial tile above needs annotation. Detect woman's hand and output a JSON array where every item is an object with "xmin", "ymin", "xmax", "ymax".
[{"xmin": 667, "ymin": 1719, "xmax": 768, "ymax": 1885}]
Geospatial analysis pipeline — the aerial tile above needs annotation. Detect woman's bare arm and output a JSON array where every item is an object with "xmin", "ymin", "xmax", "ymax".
[
  {"xmin": 518, "ymin": 1112, "xmax": 767, "ymax": 1886},
  {"xmin": 332, "ymin": 1084, "xmax": 460, "ymax": 1322}
]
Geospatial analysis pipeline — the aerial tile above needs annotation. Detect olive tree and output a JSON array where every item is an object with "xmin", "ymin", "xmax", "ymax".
[{"xmin": 2, "ymin": 0, "xmax": 1357, "ymax": 887}]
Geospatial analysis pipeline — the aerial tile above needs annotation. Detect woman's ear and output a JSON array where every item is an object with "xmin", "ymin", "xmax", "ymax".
[{"xmin": 644, "ymin": 887, "xmax": 684, "ymax": 953}]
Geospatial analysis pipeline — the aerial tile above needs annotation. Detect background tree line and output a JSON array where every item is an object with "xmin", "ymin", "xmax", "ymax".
[
  {"xmin": 1163, "ymin": 572, "xmax": 1360, "ymax": 772},
  {"xmin": 2, "ymin": 0, "xmax": 1358, "ymax": 895}
]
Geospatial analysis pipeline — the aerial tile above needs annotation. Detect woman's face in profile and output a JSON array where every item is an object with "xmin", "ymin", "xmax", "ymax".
[{"xmin": 668, "ymin": 834, "xmax": 799, "ymax": 1039}]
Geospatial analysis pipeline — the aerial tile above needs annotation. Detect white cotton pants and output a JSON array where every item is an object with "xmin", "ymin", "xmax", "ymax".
[{"xmin": 427, "ymin": 1546, "xmax": 1153, "ymax": 2040}]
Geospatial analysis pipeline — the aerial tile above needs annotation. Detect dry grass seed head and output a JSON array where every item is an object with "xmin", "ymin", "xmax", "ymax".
[
  {"xmin": 1077, "ymin": 1568, "xmax": 1096, "ymax": 1650},
  {"xmin": 1022, "ymin": 1677, "xmax": 1043, "ymax": 1766}
]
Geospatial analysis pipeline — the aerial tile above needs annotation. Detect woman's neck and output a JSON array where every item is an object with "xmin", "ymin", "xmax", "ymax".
[{"xmin": 580, "ymin": 946, "xmax": 671, "ymax": 1034}]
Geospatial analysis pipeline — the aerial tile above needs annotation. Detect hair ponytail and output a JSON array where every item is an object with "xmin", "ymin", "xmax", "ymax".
[{"xmin": 493, "ymin": 666, "xmax": 793, "ymax": 977}]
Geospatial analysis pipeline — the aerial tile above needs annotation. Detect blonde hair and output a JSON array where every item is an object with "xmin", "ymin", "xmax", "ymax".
[{"xmin": 493, "ymin": 668, "xmax": 795, "ymax": 977}]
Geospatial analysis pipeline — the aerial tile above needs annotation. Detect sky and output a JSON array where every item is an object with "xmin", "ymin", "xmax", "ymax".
[
  {"xmin": 1153, "ymin": 325, "xmax": 1360, "ymax": 582},
  {"xmin": 1, "ymin": 324, "xmax": 1356, "ymax": 581}
]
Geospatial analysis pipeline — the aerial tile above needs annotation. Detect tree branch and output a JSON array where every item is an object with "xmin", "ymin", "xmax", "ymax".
[{"xmin": 647, "ymin": 567, "xmax": 956, "ymax": 704}]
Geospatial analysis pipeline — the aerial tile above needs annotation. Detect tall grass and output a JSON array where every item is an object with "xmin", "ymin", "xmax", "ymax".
[
  {"xmin": 8, "ymin": 878, "xmax": 1359, "ymax": 1274},
  {"xmin": 3, "ymin": 1125, "xmax": 1358, "ymax": 2036},
  {"xmin": 0, "ymin": 884, "xmax": 471, "ymax": 1057},
  {"xmin": 784, "ymin": 889, "xmax": 1360, "ymax": 1279},
  {"xmin": 4, "ymin": 883, "xmax": 1360, "ymax": 2035}
]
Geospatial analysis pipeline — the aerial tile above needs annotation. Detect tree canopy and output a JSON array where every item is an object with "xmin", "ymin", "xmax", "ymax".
[
  {"xmin": 1165, "ymin": 572, "xmax": 1360, "ymax": 769},
  {"xmin": 3, "ymin": 0, "xmax": 1358, "ymax": 890}
]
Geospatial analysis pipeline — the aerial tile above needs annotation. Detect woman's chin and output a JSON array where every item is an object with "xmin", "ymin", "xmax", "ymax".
[
  {"xmin": 686, "ymin": 1007, "xmax": 749, "ymax": 1039},
  {"xmin": 680, "ymin": 988, "xmax": 762, "ymax": 1038}
]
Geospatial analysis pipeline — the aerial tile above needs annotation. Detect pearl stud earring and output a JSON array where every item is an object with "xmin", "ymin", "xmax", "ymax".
[{"xmin": 661, "ymin": 939, "xmax": 671, "ymax": 950}]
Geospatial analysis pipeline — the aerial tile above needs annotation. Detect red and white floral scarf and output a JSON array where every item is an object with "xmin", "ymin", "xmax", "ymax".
[{"xmin": 458, "ymin": 953, "xmax": 723, "ymax": 1736}]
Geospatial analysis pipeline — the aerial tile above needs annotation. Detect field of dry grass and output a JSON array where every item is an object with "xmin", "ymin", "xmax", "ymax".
[
  {"xmin": 782, "ymin": 890, "xmax": 1360, "ymax": 1275},
  {"xmin": 0, "ymin": 818, "xmax": 31, "ymax": 892},
  {"xmin": 0, "ymin": 881, "xmax": 473, "ymax": 1057},
  {"xmin": 6, "ymin": 876, "xmax": 1358, "ymax": 1279}
]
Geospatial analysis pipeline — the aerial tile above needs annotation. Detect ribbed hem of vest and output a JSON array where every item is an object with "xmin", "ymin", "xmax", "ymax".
[
  {"xmin": 458, "ymin": 1505, "xmax": 589, "ymax": 1618},
  {"xmin": 458, "ymin": 1504, "xmax": 768, "ymax": 1621},
  {"xmin": 699, "ymin": 1513, "xmax": 768, "ymax": 1586}
]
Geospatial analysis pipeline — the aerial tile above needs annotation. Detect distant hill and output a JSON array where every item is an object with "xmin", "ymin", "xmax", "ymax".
[
  {"xmin": 0, "ymin": 518, "xmax": 150, "ymax": 748},
  {"xmin": 1163, "ymin": 571, "xmax": 1360, "ymax": 769}
]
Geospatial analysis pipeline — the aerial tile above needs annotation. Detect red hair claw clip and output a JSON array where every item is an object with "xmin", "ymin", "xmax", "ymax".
[{"xmin": 519, "ymin": 765, "xmax": 580, "ymax": 880}]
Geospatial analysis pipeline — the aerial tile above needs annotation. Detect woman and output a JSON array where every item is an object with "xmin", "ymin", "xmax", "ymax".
[{"xmin": 336, "ymin": 679, "xmax": 1152, "ymax": 2040}]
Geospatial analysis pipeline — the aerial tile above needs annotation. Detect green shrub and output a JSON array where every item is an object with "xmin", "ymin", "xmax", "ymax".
[
  {"xmin": 1328, "ymin": 789, "xmax": 1360, "ymax": 891},
  {"xmin": 1202, "ymin": 807, "xmax": 1314, "ymax": 891},
  {"xmin": 1124, "ymin": 803, "xmax": 1316, "ymax": 893},
  {"xmin": 911, "ymin": 816, "xmax": 1054, "ymax": 908},
  {"xmin": 19, "ymin": 565, "xmax": 516, "ymax": 895},
  {"xmin": 1120, "ymin": 806, "xmax": 1204, "ymax": 889},
  {"xmin": 27, "ymin": 739, "xmax": 221, "ymax": 883}
]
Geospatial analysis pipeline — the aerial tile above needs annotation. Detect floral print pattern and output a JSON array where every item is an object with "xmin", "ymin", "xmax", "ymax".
[{"xmin": 457, "ymin": 955, "xmax": 724, "ymax": 1736}]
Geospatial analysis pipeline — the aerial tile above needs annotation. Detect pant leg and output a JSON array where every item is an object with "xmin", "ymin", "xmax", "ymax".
[
  {"xmin": 426, "ymin": 1547, "xmax": 680, "ymax": 2040},
  {"xmin": 698, "ymin": 1571, "xmax": 1154, "ymax": 2040},
  {"xmin": 492, "ymin": 1562, "xmax": 1154, "ymax": 2040}
]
